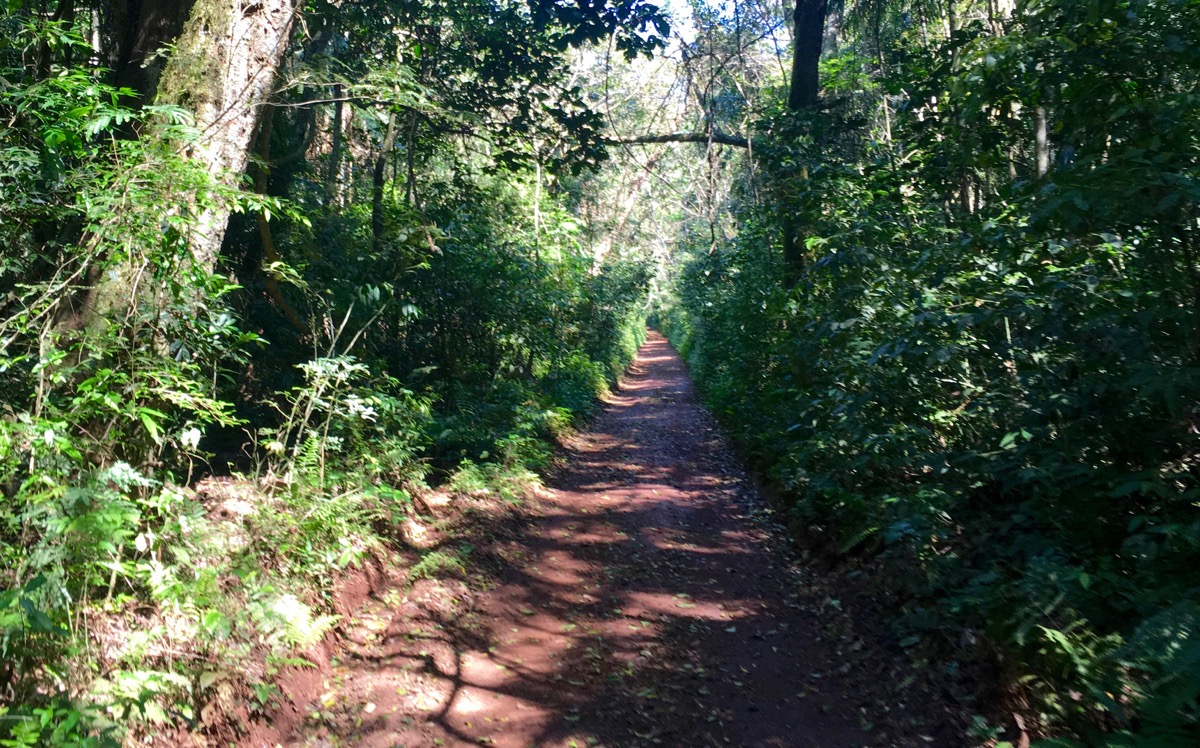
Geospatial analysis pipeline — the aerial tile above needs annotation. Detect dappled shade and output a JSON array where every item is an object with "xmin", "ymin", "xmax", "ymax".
[{"xmin": 276, "ymin": 333, "xmax": 960, "ymax": 747}]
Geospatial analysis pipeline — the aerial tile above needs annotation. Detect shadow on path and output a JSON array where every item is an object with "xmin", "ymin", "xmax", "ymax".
[{"xmin": 265, "ymin": 331, "xmax": 960, "ymax": 748}]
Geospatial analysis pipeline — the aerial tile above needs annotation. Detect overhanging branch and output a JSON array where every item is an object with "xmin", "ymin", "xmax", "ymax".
[{"xmin": 605, "ymin": 131, "xmax": 749, "ymax": 149}]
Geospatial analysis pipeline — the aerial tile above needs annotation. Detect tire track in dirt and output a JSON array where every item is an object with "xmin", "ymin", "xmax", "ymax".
[{"xmin": 254, "ymin": 331, "xmax": 962, "ymax": 747}]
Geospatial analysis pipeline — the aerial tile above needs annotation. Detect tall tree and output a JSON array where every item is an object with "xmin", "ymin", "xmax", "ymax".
[
  {"xmin": 779, "ymin": 0, "xmax": 830, "ymax": 283},
  {"xmin": 157, "ymin": 0, "xmax": 301, "ymax": 271},
  {"xmin": 82, "ymin": 0, "xmax": 301, "ymax": 325},
  {"xmin": 788, "ymin": 0, "xmax": 828, "ymax": 109}
]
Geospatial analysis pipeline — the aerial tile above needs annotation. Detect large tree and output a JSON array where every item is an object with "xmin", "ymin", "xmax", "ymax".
[
  {"xmin": 788, "ymin": 0, "xmax": 829, "ymax": 109},
  {"xmin": 780, "ymin": 0, "xmax": 831, "ymax": 282},
  {"xmin": 67, "ymin": 0, "xmax": 301, "ymax": 327},
  {"xmin": 158, "ymin": 0, "xmax": 302, "ymax": 270}
]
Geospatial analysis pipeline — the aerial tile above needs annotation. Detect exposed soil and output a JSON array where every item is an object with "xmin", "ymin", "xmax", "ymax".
[{"xmin": 242, "ymin": 332, "xmax": 969, "ymax": 748}]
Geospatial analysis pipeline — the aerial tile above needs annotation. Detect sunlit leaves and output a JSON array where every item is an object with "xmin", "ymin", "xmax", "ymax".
[{"xmin": 660, "ymin": 0, "xmax": 1200, "ymax": 740}]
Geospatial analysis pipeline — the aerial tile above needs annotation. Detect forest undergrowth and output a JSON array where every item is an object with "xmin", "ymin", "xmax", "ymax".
[
  {"xmin": 0, "ymin": 5, "xmax": 653, "ymax": 744},
  {"xmin": 655, "ymin": 0, "xmax": 1200, "ymax": 744}
]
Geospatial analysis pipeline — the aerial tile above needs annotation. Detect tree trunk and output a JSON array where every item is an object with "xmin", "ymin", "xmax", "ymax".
[
  {"xmin": 605, "ymin": 131, "xmax": 748, "ymax": 148},
  {"xmin": 82, "ymin": 0, "xmax": 299, "ymax": 328},
  {"xmin": 37, "ymin": 0, "xmax": 77, "ymax": 79},
  {"xmin": 788, "ymin": 0, "xmax": 829, "ymax": 110},
  {"xmin": 405, "ymin": 112, "xmax": 420, "ymax": 206},
  {"xmin": 782, "ymin": 0, "xmax": 830, "ymax": 285},
  {"xmin": 1035, "ymin": 104, "xmax": 1050, "ymax": 178},
  {"xmin": 533, "ymin": 140, "xmax": 542, "ymax": 265},
  {"xmin": 253, "ymin": 106, "xmax": 309, "ymax": 335},
  {"xmin": 111, "ymin": 0, "xmax": 197, "ymax": 101},
  {"xmin": 373, "ymin": 113, "xmax": 399, "ymax": 255},
  {"xmin": 822, "ymin": 1, "xmax": 842, "ymax": 56},
  {"xmin": 156, "ymin": 0, "xmax": 301, "ymax": 271},
  {"xmin": 325, "ymin": 86, "xmax": 344, "ymax": 206}
]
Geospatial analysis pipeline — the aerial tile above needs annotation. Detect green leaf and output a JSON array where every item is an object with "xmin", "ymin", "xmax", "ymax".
[{"xmin": 138, "ymin": 409, "xmax": 163, "ymax": 444}]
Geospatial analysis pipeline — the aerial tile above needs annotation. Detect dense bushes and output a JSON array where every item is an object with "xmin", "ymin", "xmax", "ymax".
[
  {"xmin": 658, "ymin": 0, "xmax": 1200, "ymax": 742},
  {"xmin": 0, "ymin": 13, "xmax": 649, "ymax": 745}
]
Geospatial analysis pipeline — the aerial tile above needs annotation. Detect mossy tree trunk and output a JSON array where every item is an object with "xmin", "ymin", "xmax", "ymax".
[
  {"xmin": 83, "ymin": 0, "xmax": 301, "ymax": 328},
  {"xmin": 157, "ymin": 0, "xmax": 301, "ymax": 272}
]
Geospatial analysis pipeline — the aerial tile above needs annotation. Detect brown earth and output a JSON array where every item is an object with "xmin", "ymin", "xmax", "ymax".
[{"xmin": 241, "ymin": 331, "xmax": 970, "ymax": 748}]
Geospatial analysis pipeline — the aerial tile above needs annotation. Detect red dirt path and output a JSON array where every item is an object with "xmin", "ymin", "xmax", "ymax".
[{"xmin": 251, "ymin": 332, "xmax": 964, "ymax": 747}]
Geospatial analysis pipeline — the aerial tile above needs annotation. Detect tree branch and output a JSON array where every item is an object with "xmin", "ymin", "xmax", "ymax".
[{"xmin": 605, "ymin": 131, "xmax": 749, "ymax": 149}]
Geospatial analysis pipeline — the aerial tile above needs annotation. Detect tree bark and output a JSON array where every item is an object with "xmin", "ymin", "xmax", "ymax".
[
  {"xmin": 157, "ymin": 0, "xmax": 301, "ymax": 272},
  {"xmin": 822, "ymin": 1, "xmax": 842, "ymax": 57},
  {"xmin": 253, "ymin": 105, "xmax": 309, "ymax": 335},
  {"xmin": 782, "ymin": 0, "xmax": 830, "ymax": 285},
  {"xmin": 373, "ymin": 113, "xmax": 399, "ymax": 255},
  {"xmin": 789, "ymin": 0, "xmax": 829, "ymax": 110},
  {"xmin": 325, "ymin": 85, "xmax": 344, "ymax": 206},
  {"xmin": 111, "ymin": 0, "xmax": 197, "ymax": 101},
  {"xmin": 81, "ymin": 0, "xmax": 300, "ymax": 328},
  {"xmin": 1035, "ymin": 104, "xmax": 1050, "ymax": 178},
  {"xmin": 605, "ymin": 131, "xmax": 749, "ymax": 149},
  {"xmin": 37, "ymin": 0, "xmax": 77, "ymax": 79}
]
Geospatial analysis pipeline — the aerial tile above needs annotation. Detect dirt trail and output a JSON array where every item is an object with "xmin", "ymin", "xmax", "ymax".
[{"xmin": 255, "ymin": 332, "xmax": 963, "ymax": 747}]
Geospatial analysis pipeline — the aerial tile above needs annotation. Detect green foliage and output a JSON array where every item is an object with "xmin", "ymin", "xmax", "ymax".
[
  {"xmin": 246, "ymin": 156, "xmax": 647, "ymax": 474},
  {"xmin": 0, "ymin": 1, "xmax": 651, "ymax": 743},
  {"xmin": 0, "ymin": 21, "xmax": 258, "ymax": 741},
  {"xmin": 658, "ymin": 0, "xmax": 1200, "ymax": 741},
  {"xmin": 409, "ymin": 548, "xmax": 469, "ymax": 581},
  {"xmin": 542, "ymin": 353, "xmax": 611, "ymax": 416},
  {"xmin": 261, "ymin": 355, "xmax": 434, "ymax": 490}
]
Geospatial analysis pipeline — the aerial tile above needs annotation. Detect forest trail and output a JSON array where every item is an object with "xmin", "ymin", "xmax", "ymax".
[{"xmin": 258, "ymin": 332, "xmax": 959, "ymax": 748}]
